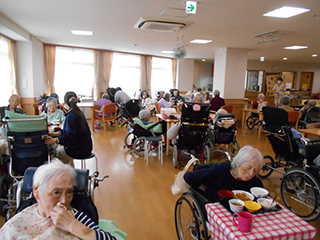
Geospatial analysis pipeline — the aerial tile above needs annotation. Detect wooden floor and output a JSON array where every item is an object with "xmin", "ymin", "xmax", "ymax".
[{"xmin": 1, "ymin": 120, "xmax": 320, "ymax": 239}]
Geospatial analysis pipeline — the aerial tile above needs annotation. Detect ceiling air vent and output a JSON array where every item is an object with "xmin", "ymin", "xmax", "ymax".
[{"xmin": 134, "ymin": 18, "xmax": 186, "ymax": 32}]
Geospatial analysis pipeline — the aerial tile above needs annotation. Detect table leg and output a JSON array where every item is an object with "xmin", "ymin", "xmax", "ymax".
[
  {"xmin": 166, "ymin": 122, "xmax": 172, "ymax": 156},
  {"xmin": 241, "ymin": 111, "xmax": 246, "ymax": 133},
  {"xmin": 91, "ymin": 106, "xmax": 95, "ymax": 131},
  {"xmin": 258, "ymin": 113, "xmax": 263, "ymax": 139}
]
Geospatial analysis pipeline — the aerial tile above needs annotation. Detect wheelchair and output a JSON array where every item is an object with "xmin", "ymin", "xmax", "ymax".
[
  {"xmin": 124, "ymin": 118, "xmax": 166, "ymax": 157},
  {"xmin": 173, "ymin": 103, "xmax": 211, "ymax": 168},
  {"xmin": 175, "ymin": 188, "xmax": 212, "ymax": 240},
  {"xmin": 16, "ymin": 166, "xmax": 106, "ymax": 224},
  {"xmin": 257, "ymin": 107, "xmax": 320, "ymax": 222},
  {"xmin": 206, "ymin": 113, "xmax": 240, "ymax": 159},
  {"xmin": 0, "ymin": 111, "xmax": 49, "ymax": 220}
]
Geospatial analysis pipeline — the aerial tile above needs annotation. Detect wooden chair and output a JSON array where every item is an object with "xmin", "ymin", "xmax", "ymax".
[
  {"xmin": 155, "ymin": 101, "xmax": 161, "ymax": 114},
  {"xmin": 221, "ymin": 104, "xmax": 234, "ymax": 113},
  {"xmin": 94, "ymin": 103, "xmax": 118, "ymax": 131},
  {"xmin": 287, "ymin": 110, "xmax": 301, "ymax": 129}
]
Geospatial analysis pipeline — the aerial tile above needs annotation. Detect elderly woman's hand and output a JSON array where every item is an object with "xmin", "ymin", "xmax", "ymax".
[
  {"xmin": 45, "ymin": 136, "xmax": 58, "ymax": 145},
  {"xmin": 50, "ymin": 204, "xmax": 96, "ymax": 239}
]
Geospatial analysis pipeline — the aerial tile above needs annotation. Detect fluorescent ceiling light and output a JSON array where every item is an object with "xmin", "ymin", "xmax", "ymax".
[
  {"xmin": 71, "ymin": 30, "xmax": 93, "ymax": 35},
  {"xmin": 190, "ymin": 39, "xmax": 212, "ymax": 44},
  {"xmin": 283, "ymin": 57, "xmax": 288, "ymax": 60},
  {"xmin": 263, "ymin": 6, "xmax": 310, "ymax": 18},
  {"xmin": 202, "ymin": 59, "xmax": 205, "ymax": 61},
  {"xmin": 161, "ymin": 50, "xmax": 175, "ymax": 54},
  {"xmin": 284, "ymin": 45, "xmax": 308, "ymax": 50},
  {"xmin": 312, "ymin": 54, "xmax": 318, "ymax": 57}
]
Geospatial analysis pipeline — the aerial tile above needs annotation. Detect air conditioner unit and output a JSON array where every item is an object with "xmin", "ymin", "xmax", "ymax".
[{"xmin": 133, "ymin": 17, "xmax": 186, "ymax": 32}]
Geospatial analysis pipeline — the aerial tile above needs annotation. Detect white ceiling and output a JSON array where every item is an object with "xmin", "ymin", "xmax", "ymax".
[{"xmin": 0, "ymin": 0, "xmax": 320, "ymax": 63}]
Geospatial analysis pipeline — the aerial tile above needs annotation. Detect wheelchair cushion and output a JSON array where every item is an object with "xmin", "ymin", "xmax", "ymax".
[{"xmin": 133, "ymin": 118, "xmax": 162, "ymax": 133}]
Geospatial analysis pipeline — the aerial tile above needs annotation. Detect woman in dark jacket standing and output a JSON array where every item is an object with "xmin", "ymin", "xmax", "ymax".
[{"xmin": 45, "ymin": 91, "xmax": 92, "ymax": 167}]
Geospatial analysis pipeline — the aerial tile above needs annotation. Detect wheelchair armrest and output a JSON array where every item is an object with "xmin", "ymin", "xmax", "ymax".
[{"xmin": 146, "ymin": 121, "xmax": 162, "ymax": 131}]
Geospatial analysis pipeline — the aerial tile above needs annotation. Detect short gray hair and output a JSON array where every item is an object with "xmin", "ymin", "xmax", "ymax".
[
  {"xmin": 9, "ymin": 94, "xmax": 20, "ymax": 101},
  {"xmin": 281, "ymin": 96, "xmax": 290, "ymax": 106},
  {"xmin": 46, "ymin": 97, "xmax": 57, "ymax": 106},
  {"xmin": 102, "ymin": 94, "xmax": 110, "ymax": 100},
  {"xmin": 309, "ymin": 100, "xmax": 317, "ymax": 107},
  {"xmin": 164, "ymin": 93, "xmax": 171, "ymax": 100},
  {"xmin": 139, "ymin": 109, "xmax": 150, "ymax": 120},
  {"xmin": 213, "ymin": 90, "xmax": 220, "ymax": 97},
  {"xmin": 33, "ymin": 159, "xmax": 77, "ymax": 194},
  {"xmin": 231, "ymin": 145, "xmax": 264, "ymax": 170}
]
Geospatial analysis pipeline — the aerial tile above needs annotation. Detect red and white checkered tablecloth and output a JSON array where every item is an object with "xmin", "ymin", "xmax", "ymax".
[{"xmin": 206, "ymin": 202, "xmax": 317, "ymax": 240}]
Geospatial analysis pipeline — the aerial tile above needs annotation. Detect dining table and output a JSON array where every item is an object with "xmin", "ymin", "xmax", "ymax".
[
  {"xmin": 206, "ymin": 202, "xmax": 317, "ymax": 240},
  {"xmin": 156, "ymin": 113, "xmax": 179, "ymax": 155},
  {"xmin": 298, "ymin": 128, "xmax": 320, "ymax": 137},
  {"xmin": 77, "ymin": 102, "xmax": 95, "ymax": 131},
  {"xmin": 241, "ymin": 109, "xmax": 264, "ymax": 139}
]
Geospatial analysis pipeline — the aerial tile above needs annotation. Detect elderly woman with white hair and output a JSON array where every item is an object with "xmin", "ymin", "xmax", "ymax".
[
  {"xmin": 42, "ymin": 97, "xmax": 66, "ymax": 124},
  {"xmin": 184, "ymin": 145, "xmax": 264, "ymax": 201},
  {"xmin": 0, "ymin": 159, "xmax": 116, "ymax": 240}
]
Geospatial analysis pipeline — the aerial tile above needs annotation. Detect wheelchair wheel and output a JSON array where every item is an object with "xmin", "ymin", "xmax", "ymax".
[
  {"xmin": 175, "ymin": 193, "xmax": 210, "ymax": 240},
  {"xmin": 230, "ymin": 140, "xmax": 240, "ymax": 157},
  {"xmin": 124, "ymin": 132, "xmax": 136, "ymax": 149},
  {"xmin": 173, "ymin": 145, "xmax": 179, "ymax": 168},
  {"xmin": 281, "ymin": 168, "xmax": 320, "ymax": 222},
  {"xmin": 246, "ymin": 116, "xmax": 256, "ymax": 130},
  {"xmin": 258, "ymin": 155, "xmax": 274, "ymax": 179},
  {"xmin": 133, "ymin": 136, "xmax": 146, "ymax": 156}
]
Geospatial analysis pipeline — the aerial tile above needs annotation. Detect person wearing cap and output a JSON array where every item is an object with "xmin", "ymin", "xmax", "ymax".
[
  {"xmin": 158, "ymin": 93, "xmax": 174, "ymax": 108},
  {"xmin": 209, "ymin": 90, "xmax": 225, "ymax": 111},
  {"xmin": 45, "ymin": 91, "xmax": 92, "ymax": 167},
  {"xmin": 272, "ymin": 77, "xmax": 285, "ymax": 107}
]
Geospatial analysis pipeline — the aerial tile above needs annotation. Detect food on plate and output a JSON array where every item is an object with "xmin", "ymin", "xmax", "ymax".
[
  {"xmin": 244, "ymin": 200, "xmax": 262, "ymax": 213},
  {"xmin": 234, "ymin": 192, "xmax": 251, "ymax": 201},
  {"xmin": 257, "ymin": 198, "xmax": 276, "ymax": 210}
]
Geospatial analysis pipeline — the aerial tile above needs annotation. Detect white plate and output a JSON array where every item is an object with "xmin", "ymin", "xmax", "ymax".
[
  {"xmin": 250, "ymin": 187, "xmax": 269, "ymax": 198},
  {"xmin": 232, "ymin": 190, "xmax": 254, "ymax": 201}
]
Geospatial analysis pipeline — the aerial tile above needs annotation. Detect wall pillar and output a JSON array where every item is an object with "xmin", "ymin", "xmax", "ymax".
[{"xmin": 213, "ymin": 48, "xmax": 248, "ymax": 99}]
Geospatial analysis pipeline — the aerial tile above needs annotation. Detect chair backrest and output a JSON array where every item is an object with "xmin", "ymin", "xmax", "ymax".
[
  {"xmin": 221, "ymin": 105, "xmax": 233, "ymax": 113},
  {"xmin": 103, "ymin": 103, "xmax": 117, "ymax": 115},
  {"xmin": 287, "ymin": 110, "xmax": 301, "ymax": 129},
  {"xmin": 19, "ymin": 167, "xmax": 99, "ymax": 224},
  {"xmin": 155, "ymin": 101, "xmax": 161, "ymax": 113},
  {"xmin": 304, "ymin": 108, "xmax": 320, "ymax": 123}
]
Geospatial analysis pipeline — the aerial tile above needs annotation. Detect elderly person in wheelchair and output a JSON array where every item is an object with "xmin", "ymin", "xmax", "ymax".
[
  {"xmin": 0, "ymin": 159, "xmax": 116, "ymax": 240},
  {"xmin": 184, "ymin": 145, "xmax": 264, "ymax": 201}
]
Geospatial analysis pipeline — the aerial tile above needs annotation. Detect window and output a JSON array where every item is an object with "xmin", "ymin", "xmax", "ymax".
[
  {"xmin": 245, "ymin": 70, "xmax": 264, "ymax": 92},
  {"xmin": 54, "ymin": 47, "xmax": 94, "ymax": 100},
  {"xmin": 109, "ymin": 53, "xmax": 140, "ymax": 98},
  {"xmin": 0, "ymin": 37, "xmax": 12, "ymax": 105},
  {"xmin": 151, "ymin": 57, "xmax": 173, "ymax": 98}
]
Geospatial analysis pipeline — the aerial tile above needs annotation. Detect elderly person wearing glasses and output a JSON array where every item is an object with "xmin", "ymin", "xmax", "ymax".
[
  {"xmin": 184, "ymin": 145, "xmax": 264, "ymax": 201},
  {"xmin": 0, "ymin": 159, "xmax": 116, "ymax": 240}
]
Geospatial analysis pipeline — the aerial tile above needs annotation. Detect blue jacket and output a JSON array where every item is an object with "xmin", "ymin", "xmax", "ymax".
[{"xmin": 58, "ymin": 111, "xmax": 92, "ymax": 159}]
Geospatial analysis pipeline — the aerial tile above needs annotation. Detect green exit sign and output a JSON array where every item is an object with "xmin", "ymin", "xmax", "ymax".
[{"xmin": 186, "ymin": 1, "xmax": 197, "ymax": 14}]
